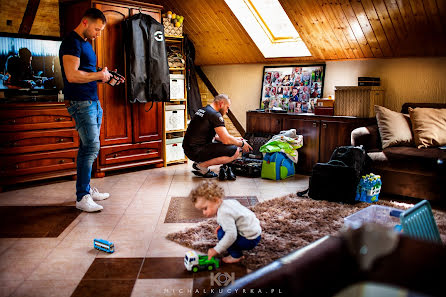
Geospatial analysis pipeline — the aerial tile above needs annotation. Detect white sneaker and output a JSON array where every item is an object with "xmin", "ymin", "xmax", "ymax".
[
  {"xmin": 76, "ymin": 194, "xmax": 103, "ymax": 212},
  {"xmin": 90, "ymin": 187, "xmax": 110, "ymax": 201}
]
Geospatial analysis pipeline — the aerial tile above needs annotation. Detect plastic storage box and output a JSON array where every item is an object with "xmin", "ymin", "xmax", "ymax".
[
  {"xmin": 165, "ymin": 104, "xmax": 185, "ymax": 131},
  {"xmin": 166, "ymin": 137, "xmax": 185, "ymax": 162},
  {"xmin": 170, "ymin": 74, "xmax": 185, "ymax": 100},
  {"xmin": 344, "ymin": 205, "xmax": 401, "ymax": 230}
]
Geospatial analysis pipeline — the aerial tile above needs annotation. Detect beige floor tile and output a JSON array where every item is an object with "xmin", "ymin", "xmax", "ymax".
[
  {"xmin": 1, "ymin": 239, "xmax": 60, "ymax": 260},
  {"xmin": 0, "ymin": 239, "xmax": 18, "ymax": 256},
  {"xmin": 10, "ymin": 280, "xmax": 79, "ymax": 297},
  {"xmin": 62, "ymin": 226, "xmax": 114, "ymax": 242},
  {"xmin": 75, "ymin": 214, "xmax": 123, "ymax": 228},
  {"xmin": 27, "ymin": 256, "xmax": 94, "ymax": 281},
  {"xmin": 116, "ymin": 214, "xmax": 159, "ymax": 228},
  {"xmin": 0, "ymin": 258, "xmax": 42, "ymax": 281},
  {"xmin": 96, "ymin": 239, "xmax": 151, "ymax": 258},
  {"xmin": 0, "ymin": 280, "xmax": 23, "ymax": 297},
  {"xmin": 46, "ymin": 239, "xmax": 98, "ymax": 259},
  {"xmin": 108, "ymin": 226, "xmax": 153, "ymax": 242},
  {"xmin": 90, "ymin": 202, "xmax": 130, "ymax": 215},
  {"xmin": 147, "ymin": 225, "xmax": 196, "ymax": 258},
  {"xmin": 131, "ymin": 279, "xmax": 193, "ymax": 297}
]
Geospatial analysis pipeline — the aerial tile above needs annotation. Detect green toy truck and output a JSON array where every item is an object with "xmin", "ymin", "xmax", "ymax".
[{"xmin": 184, "ymin": 251, "xmax": 220, "ymax": 272}]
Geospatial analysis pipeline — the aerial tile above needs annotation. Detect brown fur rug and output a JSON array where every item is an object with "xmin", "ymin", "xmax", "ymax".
[{"xmin": 166, "ymin": 194, "xmax": 446, "ymax": 270}]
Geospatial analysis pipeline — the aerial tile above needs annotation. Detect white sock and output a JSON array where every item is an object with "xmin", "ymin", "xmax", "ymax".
[{"xmin": 197, "ymin": 164, "xmax": 208, "ymax": 174}]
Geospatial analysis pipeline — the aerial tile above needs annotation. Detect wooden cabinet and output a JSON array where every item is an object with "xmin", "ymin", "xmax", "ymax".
[
  {"xmin": 0, "ymin": 103, "xmax": 78, "ymax": 188},
  {"xmin": 282, "ymin": 118, "xmax": 320, "ymax": 172},
  {"xmin": 247, "ymin": 111, "xmax": 375, "ymax": 173},
  {"xmin": 60, "ymin": 0, "xmax": 165, "ymax": 177}
]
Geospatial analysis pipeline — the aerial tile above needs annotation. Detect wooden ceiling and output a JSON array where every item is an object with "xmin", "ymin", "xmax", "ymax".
[{"xmin": 151, "ymin": 0, "xmax": 446, "ymax": 65}]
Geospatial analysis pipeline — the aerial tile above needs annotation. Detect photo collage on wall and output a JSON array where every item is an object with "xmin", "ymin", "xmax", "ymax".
[{"xmin": 260, "ymin": 65, "xmax": 325, "ymax": 113}]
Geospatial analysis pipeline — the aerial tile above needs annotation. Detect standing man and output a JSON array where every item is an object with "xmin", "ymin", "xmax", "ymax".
[
  {"xmin": 183, "ymin": 94, "xmax": 252, "ymax": 179},
  {"xmin": 60, "ymin": 8, "xmax": 123, "ymax": 212}
]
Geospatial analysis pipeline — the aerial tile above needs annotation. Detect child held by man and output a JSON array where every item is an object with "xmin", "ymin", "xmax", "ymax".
[{"xmin": 190, "ymin": 181, "xmax": 262, "ymax": 263}]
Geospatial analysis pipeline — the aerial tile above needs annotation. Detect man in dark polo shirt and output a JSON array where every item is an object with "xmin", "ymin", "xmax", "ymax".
[
  {"xmin": 60, "ymin": 8, "xmax": 123, "ymax": 212},
  {"xmin": 183, "ymin": 94, "xmax": 252, "ymax": 178}
]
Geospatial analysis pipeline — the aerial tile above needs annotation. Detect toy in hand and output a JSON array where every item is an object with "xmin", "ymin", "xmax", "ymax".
[{"xmin": 184, "ymin": 251, "xmax": 219, "ymax": 272}]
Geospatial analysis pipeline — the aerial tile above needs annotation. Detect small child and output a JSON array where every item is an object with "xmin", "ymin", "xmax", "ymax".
[{"xmin": 190, "ymin": 181, "xmax": 262, "ymax": 263}]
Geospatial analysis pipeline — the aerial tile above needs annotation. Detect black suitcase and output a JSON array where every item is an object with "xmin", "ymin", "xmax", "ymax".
[
  {"xmin": 308, "ymin": 160, "xmax": 358, "ymax": 203},
  {"xmin": 299, "ymin": 146, "xmax": 367, "ymax": 203},
  {"xmin": 227, "ymin": 157, "xmax": 262, "ymax": 178}
]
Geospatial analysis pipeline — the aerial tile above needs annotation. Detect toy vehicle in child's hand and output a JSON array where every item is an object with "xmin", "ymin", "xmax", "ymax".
[
  {"xmin": 184, "ymin": 251, "xmax": 219, "ymax": 272},
  {"xmin": 94, "ymin": 238, "xmax": 115, "ymax": 253}
]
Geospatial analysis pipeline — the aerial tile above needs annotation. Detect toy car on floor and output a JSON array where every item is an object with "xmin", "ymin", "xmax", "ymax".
[{"xmin": 184, "ymin": 251, "xmax": 219, "ymax": 272}]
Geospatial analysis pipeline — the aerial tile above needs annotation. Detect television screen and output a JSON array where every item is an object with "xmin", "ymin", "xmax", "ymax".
[{"xmin": 0, "ymin": 33, "xmax": 63, "ymax": 97}]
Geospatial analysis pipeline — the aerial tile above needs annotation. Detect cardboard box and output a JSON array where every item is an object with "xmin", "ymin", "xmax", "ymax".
[{"xmin": 316, "ymin": 98, "xmax": 335, "ymax": 107}]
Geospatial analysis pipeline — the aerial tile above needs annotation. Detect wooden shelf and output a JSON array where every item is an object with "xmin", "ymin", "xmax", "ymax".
[
  {"xmin": 165, "ymin": 35, "xmax": 184, "ymax": 39},
  {"xmin": 166, "ymin": 158, "xmax": 188, "ymax": 165},
  {"xmin": 168, "ymin": 99, "xmax": 186, "ymax": 102},
  {"xmin": 169, "ymin": 67, "xmax": 185, "ymax": 71},
  {"xmin": 166, "ymin": 129, "xmax": 186, "ymax": 133}
]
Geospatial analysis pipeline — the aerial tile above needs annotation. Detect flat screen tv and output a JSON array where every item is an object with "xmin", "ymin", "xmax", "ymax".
[{"xmin": 0, "ymin": 33, "xmax": 63, "ymax": 99}]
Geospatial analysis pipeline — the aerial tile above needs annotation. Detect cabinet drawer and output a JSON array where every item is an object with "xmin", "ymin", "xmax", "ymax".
[
  {"xmin": 0, "ymin": 149, "xmax": 78, "ymax": 177},
  {"xmin": 99, "ymin": 141, "xmax": 162, "ymax": 166},
  {"xmin": 0, "ymin": 129, "xmax": 79, "ymax": 154},
  {"xmin": 0, "ymin": 108, "xmax": 74, "ymax": 132}
]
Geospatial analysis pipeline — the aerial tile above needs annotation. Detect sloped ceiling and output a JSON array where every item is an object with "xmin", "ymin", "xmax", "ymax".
[{"xmin": 152, "ymin": 0, "xmax": 446, "ymax": 65}]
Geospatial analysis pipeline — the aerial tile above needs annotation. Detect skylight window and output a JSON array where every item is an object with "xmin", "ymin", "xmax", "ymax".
[{"xmin": 225, "ymin": 0, "xmax": 311, "ymax": 58}]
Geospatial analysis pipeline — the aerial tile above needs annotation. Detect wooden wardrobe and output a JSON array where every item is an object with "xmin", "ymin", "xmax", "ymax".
[{"xmin": 60, "ymin": 0, "xmax": 164, "ymax": 177}]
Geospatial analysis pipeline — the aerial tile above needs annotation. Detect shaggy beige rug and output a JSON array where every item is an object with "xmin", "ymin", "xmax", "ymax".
[{"xmin": 166, "ymin": 194, "xmax": 446, "ymax": 270}]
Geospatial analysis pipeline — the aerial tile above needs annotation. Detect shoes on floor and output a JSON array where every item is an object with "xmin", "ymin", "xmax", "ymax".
[
  {"xmin": 76, "ymin": 194, "xmax": 103, "ymax": 212},
  {"xmin": 218, "ymin": 164, "xmax": 236, "ymax": 181},
  {"xmin": 226, "ymin": 166, "xmax": 236, "ymax": 180},
  {"xmin": 219, "ymin": 165, "xmax": 227, "ymax": 181},
  {"xmin": 90, "ymin": 187, "xmax": 110, "ymax": 201},
  {"xmin": 192, "ymin": 169, "xmax": 218, "ymax": 178}
]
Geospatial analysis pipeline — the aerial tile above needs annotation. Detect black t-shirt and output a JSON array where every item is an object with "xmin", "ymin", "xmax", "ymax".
[{"xmin": 183, "ymin": 105, "xmax": 225, "ymax": 150}]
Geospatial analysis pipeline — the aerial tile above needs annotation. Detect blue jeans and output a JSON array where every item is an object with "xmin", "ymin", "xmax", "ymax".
[
  {"xmin": 66, "ymin": 100, "xmax": 102, "ymax": 202},
  {"xmin": 217, "ymin": 226, "xmax": 261, "ymax": 259}
]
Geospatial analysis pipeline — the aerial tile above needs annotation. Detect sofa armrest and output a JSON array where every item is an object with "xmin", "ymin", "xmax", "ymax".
[{"xmin": 351, "ymin": 125, "xmax": 381, "ymax": 151}]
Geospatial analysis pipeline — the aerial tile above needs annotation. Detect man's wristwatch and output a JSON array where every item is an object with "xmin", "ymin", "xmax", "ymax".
[{"xmin": 240, "ymin": 139, "xmax": 245, "ymax": 148}]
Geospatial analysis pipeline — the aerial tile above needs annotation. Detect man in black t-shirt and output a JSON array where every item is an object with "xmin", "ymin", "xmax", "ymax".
[{"xmin": 183, "ymin": 94, "xmax": 252, "ymax": 178}]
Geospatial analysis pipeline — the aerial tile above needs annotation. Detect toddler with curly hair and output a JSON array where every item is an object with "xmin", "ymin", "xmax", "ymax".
[{"xmin": 190, "ymin": 181, "xmax": 261, "ymax": 263}]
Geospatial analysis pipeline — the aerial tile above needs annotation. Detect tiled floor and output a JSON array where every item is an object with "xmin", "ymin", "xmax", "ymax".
[{"xmin": 0, "ymin": 162, "xmax": 309, "ymax": 297}]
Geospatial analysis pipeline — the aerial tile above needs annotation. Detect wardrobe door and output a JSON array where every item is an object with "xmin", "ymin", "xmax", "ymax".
[{"xmin": 95, "ymin": 3, "xmax": 132, "ymax": 146}]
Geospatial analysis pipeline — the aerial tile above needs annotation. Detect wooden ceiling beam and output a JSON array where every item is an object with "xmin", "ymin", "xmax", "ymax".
[{"xmin": 19, "ymin": 0, "xmax": 41, "ymax": 34}]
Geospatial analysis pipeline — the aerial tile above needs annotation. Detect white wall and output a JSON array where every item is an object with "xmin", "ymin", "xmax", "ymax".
[{"xmin": 202, "ymin": 57, "xmax": 446, "ymax": 129}]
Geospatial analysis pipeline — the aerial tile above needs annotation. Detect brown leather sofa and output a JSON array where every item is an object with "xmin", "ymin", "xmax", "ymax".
[
  {"xmin": 351, "ymin": 103, "xmax": 446, "ymax": 201},
  {"xmin": 212, "ymin": 226, "xmax": 446, "ymax": 297}
]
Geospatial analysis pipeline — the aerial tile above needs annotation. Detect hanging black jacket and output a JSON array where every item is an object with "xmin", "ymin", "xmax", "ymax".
[
  {"xmin": 184, "ymin": 35, "xmax": 202, "ymax": 118},
  {"xmin": 124, "ymin": 13, "xmax": 170, "ymax": 103}
]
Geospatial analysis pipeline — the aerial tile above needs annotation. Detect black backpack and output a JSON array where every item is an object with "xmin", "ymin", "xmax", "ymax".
[{"xmin": 298, "ymin": 146, "xmax": 367, "ymax": 203}]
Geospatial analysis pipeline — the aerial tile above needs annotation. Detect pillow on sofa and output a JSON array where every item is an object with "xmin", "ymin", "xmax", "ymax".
[
  {"xmin": 374, "ymin": 105, "xmax": 413, "ymax": 149},
  {"xmin": 409, "ymin": 107, "xmax": 446, "ymax": 148}
]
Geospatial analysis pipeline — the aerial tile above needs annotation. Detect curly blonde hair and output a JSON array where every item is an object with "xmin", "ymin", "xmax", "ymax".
[{"xmin": 190, "ymin": 180, "xmax": 224, "ymax": 204}]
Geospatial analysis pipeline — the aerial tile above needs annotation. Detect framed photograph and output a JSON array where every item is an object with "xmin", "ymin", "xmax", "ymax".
[{"xmin": 260, "ymin": 64, "xmax": 325, "ymax": 113}]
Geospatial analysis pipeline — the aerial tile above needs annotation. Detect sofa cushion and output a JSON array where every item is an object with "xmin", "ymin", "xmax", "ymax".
[
  {"xmin": 375, "ymin": 105, "xmax": 413, "ymax": 149},
  {"xmin": 409, "ymin": 107, "xmax": 446, "ymax": 148}
]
